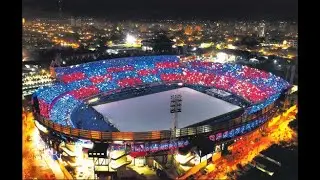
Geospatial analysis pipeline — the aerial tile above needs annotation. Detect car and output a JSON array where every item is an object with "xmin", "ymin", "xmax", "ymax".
[
  {"xmin": 27, "ymin": 136, "xmax": 32, "ymax": 142},
  {"xmin": 156, "ymin": 169, "xmax": 168, "ymax": 179},
  {"xmin": 49, "ymin": 174, "xmax": 55, "ymax": 180},
  {"xmin": 200, "ymin": 168, "xmax": 207, "ymax": 175},
  {"xmin": 236, "ymin": 164, "xmax": 243, "ymax": 170},
  {"xmin": 26, "ymin": 106, "xmax": 31, "ymax": 111},
  {"xmin": 187, "ymin": 175, "xmax": 195, "ymax": 180},
  {"xmin": 77, "ymin": 171, "xmax": 84, "ymax": 178}
]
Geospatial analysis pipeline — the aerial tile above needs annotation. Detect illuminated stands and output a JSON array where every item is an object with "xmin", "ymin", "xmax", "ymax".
[
  {"xmin": 34, "ymin": 56, "xmax": 289, "ymax": 140},
  {"xmin": 60, "ymin": 72, "xmax": 86, "ymax": 84},
  {"xmin": 50, "ymin": 94, "xmax": 81, "ymax": 126},
  {"xmin": 89, "ymin": 74, "xmax": 112, "ymax": 85},
  {"xmin": 186, "ymin": 61, "xmax": 289, "ymax": 106},
  {"xmin": 71, "ymin": 104, "xmax": 118, "ymax": 131},
  {"xmin": 46, "ymin": 56, "xmax": 183, "ymax": 129}
]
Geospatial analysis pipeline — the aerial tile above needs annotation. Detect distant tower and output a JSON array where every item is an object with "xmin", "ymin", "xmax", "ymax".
[
  {"xmin": 290, "ymin": 65, "xmax": 296, "ymax": 84},
  {"xmin": 50, "ymin": 53, "xmax": 62, "ymax": 78},
  {"xmin": 285, "ymin": 64, "xmax": 297, "ymax": 85},
  {"xmin": 57, "ymin": 0, "xmax": 63, "ymax": 18},
  {"xmin": 51, "ymin": 53, "xmax": 62, "ymax": 67}
]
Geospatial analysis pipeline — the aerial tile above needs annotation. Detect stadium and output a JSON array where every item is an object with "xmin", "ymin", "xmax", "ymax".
[{"xmin": 31, "ymin": 55, "xmax": 291, "ymax": 177}]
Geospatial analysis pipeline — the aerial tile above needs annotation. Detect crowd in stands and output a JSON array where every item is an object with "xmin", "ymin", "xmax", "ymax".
[
  {"xmin": 71, "ymin": 104, "xmax": 119, "ymax": 132},
  {"xmin": 69, "ymin": 86, "xmax": 100, "ymax": 99},
  {"xmin": 185, "ymin": 61, "xmax": 289, "ymax": 114},
  {"xmin": 210, "ymin": 115, "xmax": 269, "ymax": 142},
  {"xmin": 35, "ymin": 84, "xmax": 67, "ymax": 104},
  {"xmin": 246, "ymin": 93, "xmax": 281, "ymax": 114},
  {"xmin": 49, "ymin": 94, "xmax": 81, "ymax": 126},
  {"xmin": 60, "ymin": 72, "xmax": 86, "ymax": 83},
  {"xmin": 186, "ymin": 61, "xmax": 289, "ymax": 103},
  {"xmin": 34, "ymin": 56, "xmax": 289, "ymax": 130},
  {"xmin": 219, "ymin": 95, "xmax": 249, "ymax": 108},
  {"xmin": 94, "ymin": 84, "xmax": 179, "ymax": 106}
]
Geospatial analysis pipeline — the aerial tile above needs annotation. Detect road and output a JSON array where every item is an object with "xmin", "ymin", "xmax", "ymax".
[{"xmin": 23, "ymin": 111, "xmax": 65, "ymax": 179}]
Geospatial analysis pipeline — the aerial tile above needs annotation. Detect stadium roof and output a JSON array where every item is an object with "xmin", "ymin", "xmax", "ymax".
[{"xmin": 93, "ymin": 87, "xmax": 241, "ymax": 132}]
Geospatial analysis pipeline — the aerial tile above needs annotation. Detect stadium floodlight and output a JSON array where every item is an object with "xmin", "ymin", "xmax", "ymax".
[
  {"xmin": 170, "ymin": 95, "xmax": 182, "ymax": 114},
  {"xmin": 126, "ymin": 34, "xmax": 136, "ymax": 44},
  {"xmin": 216, "ymin": 52, "xmax": 228, "ymax": 63}
]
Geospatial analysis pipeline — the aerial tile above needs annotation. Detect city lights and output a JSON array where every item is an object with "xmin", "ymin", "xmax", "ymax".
[
  {"xmin": 23, "ymin": 16, "xmax": 297, "ymax": 180},
  {"xmin": 199, "ymin": 42, "xmax": 213, "ymax": 49}
]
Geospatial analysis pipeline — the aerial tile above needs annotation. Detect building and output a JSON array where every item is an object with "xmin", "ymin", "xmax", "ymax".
[
  {"xmin": 71, "ymin": 17, "xmax": 82, "ymax": 27},
  {"xmin": 141, "ymin": 35, "xmax": 174, "ymax": 53},
  {"xmin": 288, "ymin": 40, "xmax": 298, "ymax": 48},
  {"xmin": 71, "ymin": 17, "xmax": 76, "ymax": 26},
  {"xmin": 258, "ymin": 22, "xmax": 266, "ymax": 37},
  {"xmin": 76, "ymin": 19, "xmax": 82, "ymax": 27}
]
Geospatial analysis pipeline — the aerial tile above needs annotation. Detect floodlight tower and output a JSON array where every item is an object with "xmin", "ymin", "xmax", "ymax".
[
  {"xmin": 170, "ymin": 94, "xmax": 182, "ymax": 131},
  {"xmin": 169, "ymin": 94, "xmax": 182, "ymax": 163}
]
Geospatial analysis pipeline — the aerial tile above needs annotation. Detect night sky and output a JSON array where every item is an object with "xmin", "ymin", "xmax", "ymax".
[{"xmin": 22, "ymin": 0, "xmax": 298, "ymax": 20}]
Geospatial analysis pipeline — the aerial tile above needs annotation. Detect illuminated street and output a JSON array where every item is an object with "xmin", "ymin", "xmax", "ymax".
[
  {"xmin": 179, "ymin": 106, "xmax": 297, "ymax": 179},
  {"xmin": 23, "ymin": 111, "xmax": 65, "ymax": 180},
  {"xmin": 127, "ymin": 165, "xmax": 160, "ymax": 180}
]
